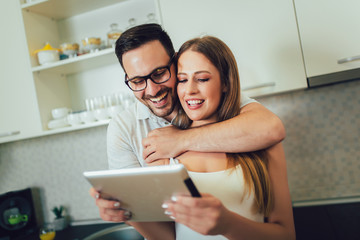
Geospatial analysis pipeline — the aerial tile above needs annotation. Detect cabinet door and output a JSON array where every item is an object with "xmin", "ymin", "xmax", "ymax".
[
  {"xmin": 0, "ymin": 0, "xmax": 41, "ymax": 143},
  {"xmin": 295, "ymin": 0, "xmax": 360, "ymax": 78},
  {"xmin": 158, "ymin": 0, "xmax": 307, "ymax": 97}
]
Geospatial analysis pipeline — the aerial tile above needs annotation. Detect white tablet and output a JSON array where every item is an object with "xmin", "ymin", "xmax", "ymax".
[{"xmin": 84, "ymin": 164, "xmax": 200, "ymax": 222}]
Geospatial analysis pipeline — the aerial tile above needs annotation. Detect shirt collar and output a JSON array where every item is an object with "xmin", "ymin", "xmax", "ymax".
[
  {"xmin": 136, "ymin": 101, "xmax": 176, "ymax": 125},
  {"xmin": 136, "ymin": 101, "xmax": 151, "ymax": 120}
]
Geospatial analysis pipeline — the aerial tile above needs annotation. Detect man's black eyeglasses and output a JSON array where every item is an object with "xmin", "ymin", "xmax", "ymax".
[{"xmin": 125, "ymin": 55, "xmax": 175, "ymax": 92}]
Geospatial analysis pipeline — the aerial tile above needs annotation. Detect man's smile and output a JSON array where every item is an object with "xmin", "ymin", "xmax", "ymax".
[{"xmin": 149, "ymin": 91, "xmax": 168, "ymax": 103}]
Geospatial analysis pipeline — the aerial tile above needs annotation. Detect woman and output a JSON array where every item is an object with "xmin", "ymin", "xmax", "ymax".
[{"xmin": 130, "ymin": 36, "xmax": 295, "ymax": 240}]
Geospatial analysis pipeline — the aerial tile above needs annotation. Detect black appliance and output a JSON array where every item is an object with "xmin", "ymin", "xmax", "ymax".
[{"xmin": 0, "ymin": 188, "xmax": 37, "ymax": 240}]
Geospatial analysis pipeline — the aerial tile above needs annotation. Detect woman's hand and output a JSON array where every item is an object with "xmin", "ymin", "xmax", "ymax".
[
  {"xmin": 89, "ymin": 187, "xmax": 132, "ymax": 222},
  {"xmin": 162, "ymin": 193, "xmax": 230, "ymax": 236}
]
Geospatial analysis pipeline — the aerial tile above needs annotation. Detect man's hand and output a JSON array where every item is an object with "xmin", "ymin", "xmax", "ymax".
[
  {"xmin": 89, "ymin": 188, "xmax": 132, "ymax": 222},
  {"xmin": 142, "ymin": 126, "xmax": 187, "ymax": 163}
]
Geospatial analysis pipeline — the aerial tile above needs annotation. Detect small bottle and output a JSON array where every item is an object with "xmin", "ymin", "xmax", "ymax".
[
  {"xmin": 146, "ymin": 13, "xmax": 158, "ymax": 23},
  {"xmin": 126, "ymin": 18, "xmax": 137, "ymax": 30},
  {"xmin": 107, "ymin": 23, "xmax": 122, "ymax": 48}
]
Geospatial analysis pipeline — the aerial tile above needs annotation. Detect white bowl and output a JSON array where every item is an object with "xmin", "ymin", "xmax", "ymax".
[
  {"xmin": 108, "ymin": 105, "xmax": 122, "ymax": 118},
  {"xmin": 48, "ymin": 118, "xmax": 69, "ymax": 129},
  {"xmin": 51, "ymin": 107, "xmax": 70, "ymax": 119},
  {"xmin": 67, "ymin": 113, "xmax": 82, "ymax": 126},
  {"xmin": 94, "ymin": 109, "xmax": 109, "ymax": 121},
  {"xmin": 37, "ymin": 50, "xmax": 59, "ymax": 65},
  {"xmin": 80, "ymin": 111, "xmax": 96, "ymax": 124}
]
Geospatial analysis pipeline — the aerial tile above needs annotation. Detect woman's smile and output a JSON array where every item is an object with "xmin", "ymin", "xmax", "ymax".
[{"xmin": 186, "ymin": 99, "xmax": 204, "ymax": 109}]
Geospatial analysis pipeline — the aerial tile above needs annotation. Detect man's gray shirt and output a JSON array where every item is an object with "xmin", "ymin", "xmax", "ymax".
[{"xmin": 107, "ymin": 94, "xmax": 256, "ymax": 169}]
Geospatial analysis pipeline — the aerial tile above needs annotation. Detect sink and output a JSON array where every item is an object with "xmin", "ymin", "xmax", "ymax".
[{"xmin": 83, "ymin": 224, "xmax": 144, "ymax": 240}]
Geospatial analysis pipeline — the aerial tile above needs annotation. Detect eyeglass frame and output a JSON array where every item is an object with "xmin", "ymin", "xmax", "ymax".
[{"xmin": 124, "ymin": 55, "xmax": 175, "ymax": 92}]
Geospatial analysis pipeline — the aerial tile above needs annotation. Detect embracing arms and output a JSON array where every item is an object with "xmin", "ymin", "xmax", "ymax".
[{"xmin": 143, "ymin": 102, "xmax": 285, "ymax": 162}]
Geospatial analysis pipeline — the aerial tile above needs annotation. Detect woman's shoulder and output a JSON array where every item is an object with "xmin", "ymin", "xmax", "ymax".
[{"xmin": 177, "ymin": 151, "xmax": 228, "ymax": 172}]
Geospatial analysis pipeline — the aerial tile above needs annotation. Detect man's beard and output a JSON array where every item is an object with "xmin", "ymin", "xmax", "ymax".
[{"xmin": 142, "ymin": 88, "xmax": 177, "ymax": 118}]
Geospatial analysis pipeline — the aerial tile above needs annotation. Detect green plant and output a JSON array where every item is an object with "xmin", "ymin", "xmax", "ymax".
[{"xmin": 52, "ymin": 206, "xmax": 65, "ymax": 219}]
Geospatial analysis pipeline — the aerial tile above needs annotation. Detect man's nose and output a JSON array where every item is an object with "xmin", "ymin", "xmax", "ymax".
[{"xmin": 145, "ymin": 78, "xmax": 161, "ymax": 96}]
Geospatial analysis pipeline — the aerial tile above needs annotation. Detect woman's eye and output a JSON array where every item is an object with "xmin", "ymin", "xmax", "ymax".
[
  {"xmin": 198, "ymin": 78, "xmax": 209, "ymax": 82},
  {"xmin": 177, "ymin": 78, "xmax": 187, "ymax": 83}
]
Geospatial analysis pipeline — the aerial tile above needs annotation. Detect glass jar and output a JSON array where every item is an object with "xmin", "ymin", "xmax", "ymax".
[{"xmin": 107, "ymin": 23, "xmax": 122, "ymax": 48}]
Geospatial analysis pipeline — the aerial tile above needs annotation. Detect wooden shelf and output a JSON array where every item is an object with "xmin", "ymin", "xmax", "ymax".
[
  {"xmin": 31, "ymin": 48, "xmax": 118, "ymax": 74},
  {"xmin": 21, "ymin": 0, "xmax": 125, "ymax": 20}
]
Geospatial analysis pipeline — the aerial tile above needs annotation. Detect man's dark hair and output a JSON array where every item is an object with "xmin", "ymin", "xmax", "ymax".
[{"xmin": 115, "ymin": 23, "xmax": 175, "ymax": 70}]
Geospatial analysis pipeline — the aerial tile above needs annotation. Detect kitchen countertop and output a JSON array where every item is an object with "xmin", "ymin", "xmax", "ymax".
[
  {"xmin": 292, "ymin": 195, "xmax": 360, "ymax": 207},
  {"xmin": 16, "ymin": 222, "xmax": 121, "ymax": 240}
]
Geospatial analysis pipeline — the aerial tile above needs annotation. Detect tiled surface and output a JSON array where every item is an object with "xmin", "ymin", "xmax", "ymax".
[
  {"xmin": 0, "ymin": 80, "xmax": 359, "ymax": 221},
  {"xmin": 0, "ymin": 126, "xmax": 108, "ymax": 222},
  {"xmin": 258, "ymin": 79, "xmax": 360, "ymax": 201}
]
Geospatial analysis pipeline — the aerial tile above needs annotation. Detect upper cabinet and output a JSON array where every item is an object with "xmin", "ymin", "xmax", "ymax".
[
  {"xmin": 0, "ymin": 0, "xmax": 42, "ymax": 144},
  {"xmin": 294, "ymin": 0, "xmax": 360, "ymax": 87},
  {"xmin": 158, "ymin": 0, "xmax": 307, "ymax": 97}
]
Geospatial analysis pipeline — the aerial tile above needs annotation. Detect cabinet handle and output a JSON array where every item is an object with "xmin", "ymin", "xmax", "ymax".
[
  {"xmin": 0, "ymin": 131, "xmax": 21, "ymax": 138},
  {"xmin": 242, "ymin": 82, "xmax": 276, "ymax": 91},
  {"xmin": 337, "ymin": 55, "xmax": 360, "ymax": 64}
]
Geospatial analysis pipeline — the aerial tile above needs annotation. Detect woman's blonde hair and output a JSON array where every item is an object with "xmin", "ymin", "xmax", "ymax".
[{"xmin": 173, "ymin": 36, "xmax": 273, "ymax": 217}]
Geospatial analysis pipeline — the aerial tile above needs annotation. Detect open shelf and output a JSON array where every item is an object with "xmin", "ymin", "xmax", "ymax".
[
  {"xmin": 0, "ymin": 0, "xmax": 157, "ymax": 144},
  {"xmin": 31, "ymin": 48, "xmax": 118, "ymax": 74},
  {"xmin": 40, "ymin": 119, "xmax": 110, "ymax": 137},
  {"xmin": 21, "ymin": 0, "xmax": 125, "ymax": 19}
]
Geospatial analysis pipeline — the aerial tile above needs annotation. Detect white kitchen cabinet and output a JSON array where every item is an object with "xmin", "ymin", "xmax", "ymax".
[
  {"xmin": 158, "ymin": 0, "xmax": 307, "ymax": 97},
  {"xmin": 294, "ymin": 0, "xmax": 360, "ymax": 86},
  {"xmin": 0, "ymin": 0, "xmax": 42, "ymax": 144}
]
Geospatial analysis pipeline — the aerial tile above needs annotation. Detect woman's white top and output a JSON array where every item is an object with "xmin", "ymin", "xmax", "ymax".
[{"xmin": 169, "ymin": 158, "xmax": 264, "ymax": 240}]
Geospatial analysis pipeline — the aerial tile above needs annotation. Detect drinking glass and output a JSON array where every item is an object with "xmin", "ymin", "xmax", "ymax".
[{"xmin": 39, "ymin": 223, "xmax": 56, "ymax": 240}]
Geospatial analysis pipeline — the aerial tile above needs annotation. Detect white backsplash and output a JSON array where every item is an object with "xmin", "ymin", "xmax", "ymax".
[{"xmin": 0, "ymin": 80, "xmax": 359, "ymax": 222}]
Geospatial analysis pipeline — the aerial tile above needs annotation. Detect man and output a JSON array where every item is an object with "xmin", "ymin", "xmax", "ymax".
[{"xmin": 90, "ymin": 24, "xmax": 285, "ymax": 222}]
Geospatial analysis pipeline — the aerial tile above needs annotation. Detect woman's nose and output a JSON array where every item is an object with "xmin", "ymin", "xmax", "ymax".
[{"xmin": 185, "ymin": 81, "xmax": 198, "ymax": 94}]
